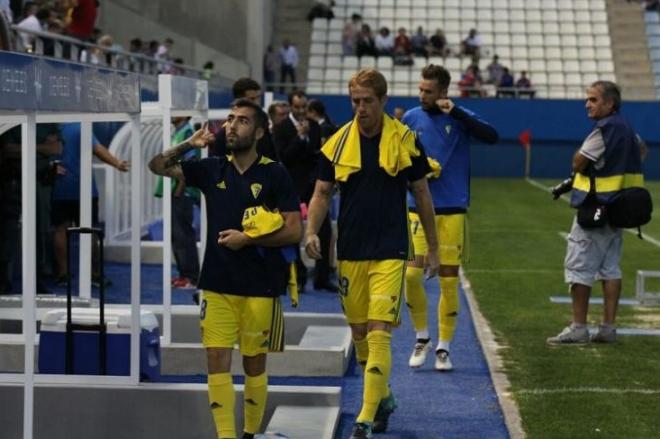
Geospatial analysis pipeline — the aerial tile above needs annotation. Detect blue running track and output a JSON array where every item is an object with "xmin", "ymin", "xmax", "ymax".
[{"xmin": 38, "ymin": 262, "xmax": 509, "ymax": 439}]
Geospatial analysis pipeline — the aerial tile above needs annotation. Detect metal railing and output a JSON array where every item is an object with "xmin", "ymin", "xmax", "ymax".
[{"xmin": 10, "ymin": 24, "xmax": 233, "ymax": 88}]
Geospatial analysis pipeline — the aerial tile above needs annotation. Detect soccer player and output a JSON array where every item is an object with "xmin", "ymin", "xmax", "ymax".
[
  {"xmin": 305, "ymin": 68, "xmax": 440, "ymax": 439},
  {"xmin": 403, "ymin": 64, "xmax": 498, "ymax": 371},
  {"xmin": 148, "ymin": 99, "xmax": 302, "ymax": 439}
]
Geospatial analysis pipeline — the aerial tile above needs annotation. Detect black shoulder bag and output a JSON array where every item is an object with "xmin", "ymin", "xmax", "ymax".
[{"xmin": 576, "ymin": 174, "xmax": 608, "ymax": 228}]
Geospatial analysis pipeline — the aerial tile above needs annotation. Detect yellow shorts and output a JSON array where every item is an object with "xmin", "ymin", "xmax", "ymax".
[
  {"xmin": 337, "ymin": 259, "xmax": 406, "ymax": 325},
  {"xmin": 409, "ymin": 212, "xmax": 466, "ymax": 266},
  {"xmin": 199, "ymin": 291, "xmax": 285, "ymax": 355}
]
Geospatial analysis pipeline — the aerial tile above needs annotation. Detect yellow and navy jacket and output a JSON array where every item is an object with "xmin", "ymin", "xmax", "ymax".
[{"xmin": 570, "ymin": 113, "xmax": 644, "ymax": 208}]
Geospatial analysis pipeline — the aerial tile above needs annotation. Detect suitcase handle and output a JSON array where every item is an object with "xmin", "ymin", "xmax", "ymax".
[{"xmin": 65, "ymin": 227, "xmax": 106, "ymax": 375}]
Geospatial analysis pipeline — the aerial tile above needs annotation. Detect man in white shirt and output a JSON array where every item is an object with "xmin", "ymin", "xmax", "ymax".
[
  {"xmin": 279, "ymin": 39, "xmax": 299, "ymax": 93},
  {"xmin": 16, "ymin": 3, "xmax": 46, "ymax": 51}
]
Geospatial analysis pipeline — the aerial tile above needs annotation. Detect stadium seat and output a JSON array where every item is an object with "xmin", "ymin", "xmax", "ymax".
[
  {"xmin": 510, "ymin": 10, "xmax": 525, "ymax": 21},
  {"xmin": 597, "ymin": 60, "xmax": 614, "ymax": 73},
  {"xmin": 575, "ymin": 11, "xmax": 592, "ymax": 23},
  {"xmin": 529, "ymin": 59, "xmax": 547, "ymax": 72},
  {"xmin": 512, "ymin": 59, "xmax": 529, "ymax": 72},
  {"xmin": 512, "ymin": 47, "xmax": 528, "ymax": 59},
  {"xmin": 533, "ymin": 72, "xmax": 548, "ymax": 85},
  {"xmin": 343, "ymin": 56, "xmax": 359, "ymax": 69},
  {"xmin": 581, "ymin": 60, "xmax": 598, "ymax": 73},
  {"xmin": 545, "ymin": 47, "xmax": 562, "ymax": 59},
  {"xmin": 376, "ymin": 56, "xmax": 393, "ymax": 69},
  {"xmin": 560, "ymin": 47, "xmax": 578, "ymax": 61},
  {"xmin": 547, "ymin": 60, "xmax": 563, "ymax": 72},
  {"xmin": 310, "ymin": 42, "xmax": 326, "ymax": 56},
  {"xmin": 526, "ymin": 10, "xmax": 542, "ymax": 22},
  {"xmin": 528, "ymin": 34, "xmax": 544, "ymax": 47},
  {"xmin": 548, "ymin": 72, "xmax": 565, "ymax": 85},
  {"xmin": 326, "ymin": 55, "xmax": 341, "ymax": 69},
  {"xmin": 360, "ymin": 56, "xmax": 376, "ymax": 68},
  {"xmin": 327, "ymin": 44, "xmax": 342, "ymax": 55},
  {"xmin": 309, "ymin": 56, "xmax": 325, "ymax": 68},
  {"xmin": 529, "ymin": 47, "xmax": 545, "ymax": 59},
  {"xmin": 646, "ymin": 12, "xmax": 660, "ymax": 24},
  {"xmin": 564, "ymin": 60, "xmax": 580, "ymax": 73},
  {"xmin": 308, "ymin": 68, "xmax": 324, "ymax": 81},
  {"xmin": 578, "ymin": 47, "xmax": 596, "ymax": 60}
]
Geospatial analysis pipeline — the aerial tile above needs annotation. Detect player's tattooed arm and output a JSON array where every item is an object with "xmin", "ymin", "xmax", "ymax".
[{"xmin": 148, "ymin": 123, "xmax": 215, "ymax": 180}]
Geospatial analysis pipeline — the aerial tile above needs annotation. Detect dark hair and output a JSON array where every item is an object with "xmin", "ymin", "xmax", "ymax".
[
  {"xmin": 421, "ymin": 64, "xmax": 451, "ymax": 90},
  {"xmin": 36, "ymin": 8, "xmax": 50, "ymax": 20},
  {"xmin": 267, "ymin": 101, "xmax": 288, "ymax": 118},
  {"xmin": 231, "ymin": 98, "xmax": 269, "ymax": 132},
  {"xmin": 203, "ymin": 61, "xmax": 214, "ymax": 70},
  {"xmin": 307, "ymin": 99, "xmax": 326, "ymax": 117},
  {"xmin": 591, "ymin": 80, "xmax": 621, "ymax": 111},
  {"xmin": 288, "ymin": 90, "xmax": 307, "ymax": 104},
  {"xmin": 232, "ymin": 77, "xmax": 261, "ymax": 99}
]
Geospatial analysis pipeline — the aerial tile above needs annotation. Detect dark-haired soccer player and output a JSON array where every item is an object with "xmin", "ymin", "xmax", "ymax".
[
  {"xmin": 148, "ymin": 99, "xmax": 302, "ymax": 439},
  {"xmin": 211, "ymin": 77, "xmax": 277, "ymax": 160},
  {"xmin": 404, "ymin": 64, "xmax": 498, "ymax": 371},
  {"xmin": 305, "ymin": 68, "xmax": 439, "ymax": 439}
]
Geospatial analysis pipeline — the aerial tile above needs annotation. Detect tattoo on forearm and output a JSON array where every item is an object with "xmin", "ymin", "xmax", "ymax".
[{"xmin": 149, "ymin": 141, "xmax": 193, "ymax": 177}]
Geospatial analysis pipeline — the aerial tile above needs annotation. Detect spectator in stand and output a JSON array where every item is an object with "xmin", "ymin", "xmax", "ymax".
[
  {"xmin": 393, "ymin": 45, "xmax": 414, "ymax": 66},
  {"xmin": 411, "ymin": 26, "xmax": 429, "ymax": 58},
  {"xmin": 16, "ymin": 3, "xmax": 48, "ymax": 51},
  {"xmin": 496, "ymin": 67, "xmax": 515, "ymax": 98},
  {"xmin": 307, "ymin": 98, "xmax": 337, "ymax": 144},
  {"xmin": 171, "ymin": 57, "xmax": 185, "ymax": 75},
  {"xmin": 460, "ymin": 28, "xmax": 482, "ymax": 61},
  {"xmin": 202, "ymin": 61, "xmax": 214, "ymax": 80},
  {"xmin": 267, "ymin": 101, "xmax": 290, "ymax": 132},
  {"xmin": 157, "ymin": 37, "xmax": 174, "ymax": 72},
  {"xmin": 429, "ymin": 28, "xmax": 450, "ymax": 57},
  {"xmin": 374, "ymin": 26, "xmax": 394, "ymax": 56},
  {"xmin": 516, "ymin": 71, "xmax": 535, "ymax": 98},
  {"xmin": 458, "ymin": 64, "xmax": 483, "ymax": 98},
  {"xmin": 263, "ymin": 45, "xmax": 278, "ymax": 91},
  {"xmin": 486, "ymin": 54, "xmax": 504, "ymax": 84},
  {"xmin": 80, "ymin": 33, "xmax": 112, "ymax": 65},
  {"xmin": 394, "ymin": 27, "xmax": 412, "ymax": 55},
  {"xmin": 146, "ymin": 40, "xmax": 159, "ymax": 57},
  {"xmin": 342, "ymin": 13, "xmax": 362, "ymax": 55},
  {"xmin": 356, "ymin": 23, "xmax": 377, "ymax": 57},
  {"xmin": 279, "ymin": 39, "xmax": 299, "ymax": 93},
  {"xmin": 393, "ymin": 106, "xmax": 405, "ymax": 121},
  {"xmin": 307, "ymin": 0, "xmax": 335, "ymax": 21},
  {"xmin": 66, "ymin": 0, "xmax": 97, "ymax": 41},
  {"xmin": 129, "ymin": 37, "xmax": 142, "ymax": 54}
]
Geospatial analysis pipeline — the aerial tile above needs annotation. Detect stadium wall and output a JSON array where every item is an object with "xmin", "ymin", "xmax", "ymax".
[
  {"xmin": 311, "ymin": 95, "xmax": 660, "ymax": 180},
  {"xmin": 97, "ymin": 0, "xmax": 273, "ymax": 79}
]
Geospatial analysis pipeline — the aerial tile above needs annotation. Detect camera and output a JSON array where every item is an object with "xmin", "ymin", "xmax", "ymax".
[{"xmin": 551, "ymin": 174, "xmax": 574, "ymax": 200}]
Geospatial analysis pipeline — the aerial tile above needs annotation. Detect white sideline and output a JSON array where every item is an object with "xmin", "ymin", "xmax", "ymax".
[
  {"xmin": 518, "ymin": 387, "xmax": 660, "ymax": 396},
  {"xmin": 526, "ymin": 178, "xmax": 660, "ymax": 248},
  {"xmin": 460, "ymin": 269, "xmax": 525, "ymax": 439},
  {"xmin": 467, "ymin": 268, "xmax": 561, "ymax": 274}
]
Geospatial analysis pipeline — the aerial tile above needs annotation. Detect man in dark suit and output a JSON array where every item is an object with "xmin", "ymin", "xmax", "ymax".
[
  {"xmin": 273, "ymin": 91, "xmax": 336, "ymax": 292},
  {"xmin": 307, "ymin": 98, "xmax": 338, "ymax": 144},
  {"xmin": 211, "ymin": 77, "xmax": 277, "ymax": 160}
]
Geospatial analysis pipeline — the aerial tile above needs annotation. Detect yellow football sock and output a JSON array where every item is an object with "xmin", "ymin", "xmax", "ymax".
[
  {"xmin": 243, "ymin": 372, "xmax": 268, "ymax": 435},
  {"xmin": 353, "ymin": 336, "xmax": 369, "ymax": 371},
  {"xmin": 208, "ymin": 373, "xmax": 236, "ymax": 439},
  {"xmin": 438, "ymin": 276, "xmax": 459, "ymax": 342},
  {"xmin": 357, "ymin": 330, "xmax": 392, "ymax": 423},
  {"xmin": 405, "ymin": 266, "xmax": 428, "ymax": 332}
]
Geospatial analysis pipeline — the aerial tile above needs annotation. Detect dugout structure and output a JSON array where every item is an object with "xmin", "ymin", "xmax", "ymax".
[{"xmin": 0, "ymin": 51, "xmax": 143, "ymax": 439}]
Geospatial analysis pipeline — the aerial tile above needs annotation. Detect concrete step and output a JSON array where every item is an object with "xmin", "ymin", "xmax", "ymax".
[
  {"xmin": 265, "ymin": 405, "xmax": 340, "ymax": 439},
  {"xmin": 0, "ymin": 382, "xmax": 341, "ymax": 439},
  {"xmin": 0, "ymin": 307, "xmax": 353, "ymax": 377}
]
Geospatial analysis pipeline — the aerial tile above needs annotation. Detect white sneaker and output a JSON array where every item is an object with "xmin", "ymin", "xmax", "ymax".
[
  {"xmin": 408, "ymin": 339, "xmax": 432, "ymax": 368},
  {"xmin": 434, "ymin": 349, "xmax": 453, "ymax": 371}
]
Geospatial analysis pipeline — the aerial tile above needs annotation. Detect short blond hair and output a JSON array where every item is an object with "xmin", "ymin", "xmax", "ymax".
[{"xmin": 348, "ymin": 68, "xmax": 388, "ymax": 99}]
